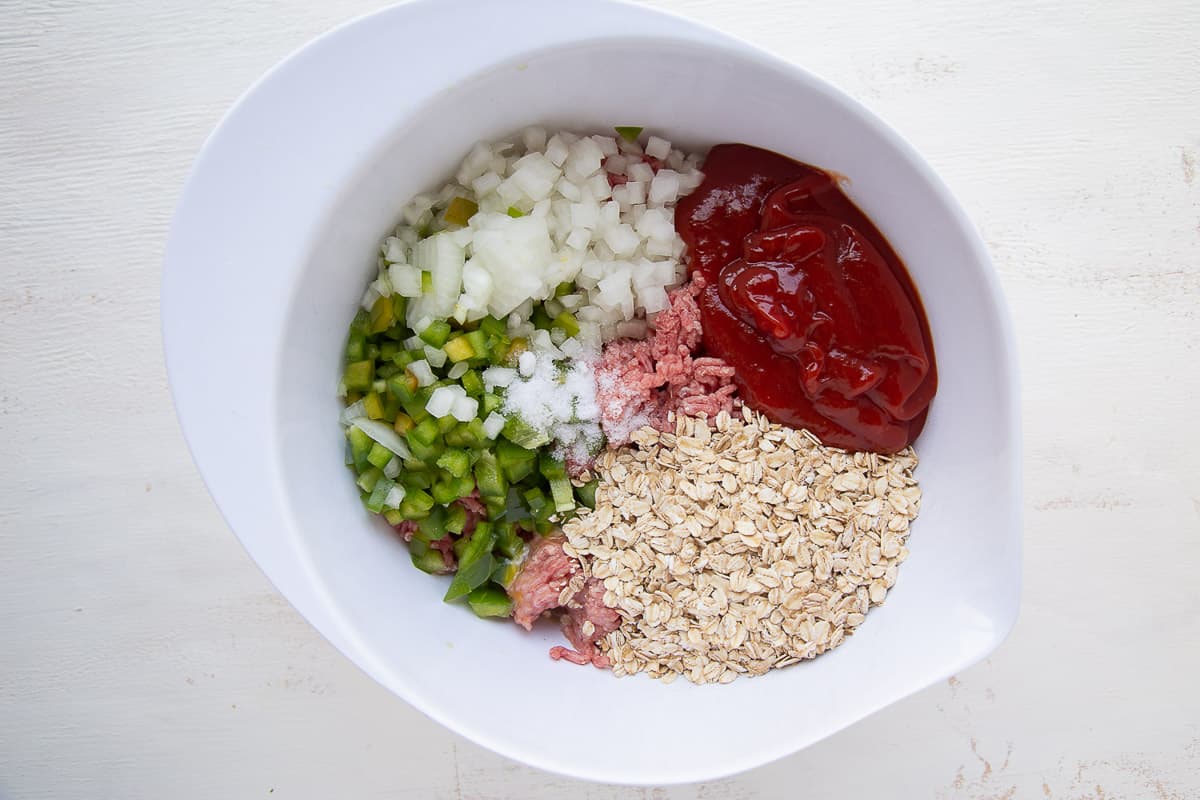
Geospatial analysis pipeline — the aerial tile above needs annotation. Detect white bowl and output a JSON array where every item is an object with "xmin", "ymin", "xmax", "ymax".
[{"xmin": 163, "ymin": 0, "xmax": 1021, "ymax": 784}]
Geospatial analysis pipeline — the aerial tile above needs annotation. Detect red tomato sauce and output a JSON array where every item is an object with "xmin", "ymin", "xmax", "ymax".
[{"xmin": 675, "ymin": 144, "xmax": 937, "ymax": 453}]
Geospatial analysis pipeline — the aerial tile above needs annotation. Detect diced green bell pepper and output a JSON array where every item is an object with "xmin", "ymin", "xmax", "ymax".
[
  {"xmin": 344, "ymin": 360, "xmax": 375, "ymax": 393},
  {"xmin": 414, "ymin": 506, "xmax": 449, "ymax": 542},
  {"xmin": 474, "ymin": 452, "xmax": 507, "ymax": 498},
  {"xmin": 444, "ymin": 522, "xmax": 497, "ymax": 602},
  {"xmin": 419, "ymin": 319, "xmax": 452, "ymax": 348},
  {"xmin": 575, "ymin": 479, "xmax": 599, "ymax": 510},
  {"xmin": 366, "ymin": 442, "xmax": 393, "ymax": 469},
  {"xmin": 409, "ymin": 539, "xmax": 449, "ymax": 574},
  {"xmin": 436, "ymin": 448, "xmax": 471, "ymax": 479},
  {"xmin": 398, "ymin": 487, "xmax": 434, "ymax": 519},
  {"xmin": 467, "ymin": 586, "xmax": 513, "ymax": 618},
  {"xmin": 369, "ymin": 295, "xmax": 395, "ymax": 334},
  {"xmin": 444, "ymin": 196, "xmax": 478, "ymax": 227},
  {"xmin": 356, "ymin": 467, "xmax": 383, "ymax": 493},
  {"xmin": 346, "ymin": 331, "xmax": 366, "ymax": 362},
  {"xmin": 551, "ymin": 311, "xmax": 580, "ymax": 338},
  {"xmin": 460, "ymin": 369, "xmax": 484, "ymax": 398},
  {"xmin": 348, "ymin": 426, "xmax": 374, "ymax": 472},
  {"xmin": 445, "ymin": 503, "xmax": 468, "ymax": 535},
  {"xmin": 443, "ymin": 334, "xmax": 475, "ymax": 363},
  {"xmin": 363, "ymin": 391, "xmax": 385, "ymax": 420}
]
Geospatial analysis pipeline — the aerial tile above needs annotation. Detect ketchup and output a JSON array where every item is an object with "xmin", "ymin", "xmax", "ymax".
[{"xmin": 676, "ymin": 144, "xmax": 937, "ymax": 453}]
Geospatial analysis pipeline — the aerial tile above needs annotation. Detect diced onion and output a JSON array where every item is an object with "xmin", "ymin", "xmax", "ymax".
[
  {"xmin": 408, "ymin": 359, "xmax": 435, "ymax": 387},
  {"xmin": 424, "ymin": 344, "xmax": 447, "ymax": 368},
  {"xmin": 349, "ymin": 418, "xmax": 411, "ymax": 459},
  {"xmin": 482, "ymin": 412, "xmax": 507, "ymax": 439},
  {"xmin": 450, "ymin": 395, "xmax": 479, "ymax": 422},
  {"xmin": 482, "ymin": 366, "xmax": 516, "ymax": 389},
  {"xmin": 427, "ymin": 385, "xmax": 465, "ymax": 417},
  {"xmin": 383, "ymin": 484, "xmax": 406, "ymax": 509},
  {"xmin": 339, "ymin": 400, "xmax": 366, "ymax": 425}
]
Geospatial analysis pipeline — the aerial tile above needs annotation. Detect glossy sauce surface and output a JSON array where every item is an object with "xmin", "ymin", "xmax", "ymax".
[{"xmin": 676, "ymin": 144, "xmax": 937, "ymax": 452}]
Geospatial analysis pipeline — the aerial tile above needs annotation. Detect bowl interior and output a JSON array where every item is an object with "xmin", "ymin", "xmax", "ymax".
[{"xmin": 270, "ymin": 37, "xmax": 1018, "ymax": 781}]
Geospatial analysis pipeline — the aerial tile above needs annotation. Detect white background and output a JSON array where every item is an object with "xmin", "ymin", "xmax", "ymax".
[{"xmin": 2, "ymin": 0, "xmax": 1198, "ymax": 797}]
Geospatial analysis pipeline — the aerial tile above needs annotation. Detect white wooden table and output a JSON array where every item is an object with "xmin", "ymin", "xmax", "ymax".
[{"xmin": 3, "ymin": 1, "xmax": 1198, "ymax": 797}]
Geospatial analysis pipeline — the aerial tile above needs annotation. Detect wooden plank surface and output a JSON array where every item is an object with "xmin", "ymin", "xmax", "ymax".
[{"xmin": 1, "ymin": 0, "xmax": 1198, "ymax": 797}]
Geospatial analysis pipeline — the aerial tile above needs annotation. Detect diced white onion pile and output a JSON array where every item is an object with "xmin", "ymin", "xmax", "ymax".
[{"xmin": 367, "ymin": 128, "xmax": 703, "ymax": 346}]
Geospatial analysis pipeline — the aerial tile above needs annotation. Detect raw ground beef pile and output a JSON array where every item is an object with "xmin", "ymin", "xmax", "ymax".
[
  {"xmin": 507, "ymin": 534, "xmax": 620, "ymax": 667},
  {"xmin": 594, "ymin": 277, "xmax": 738, "ymax": 445}
]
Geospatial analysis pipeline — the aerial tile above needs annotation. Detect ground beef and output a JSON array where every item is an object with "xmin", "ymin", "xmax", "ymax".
[
  {"xmin": 508, "ymin": 533, "xmax": 580, "ymax": 630},
  {"xmin": 551, "ymin": 578, "xmax": 622, "ymax": 668},
  {"xmin": 508, "ymin": 535, "xmax": 623, "ymax": 668},
  {"xmin": 595, "ymin": 277, "xmax": 738, "ymax": 444}
]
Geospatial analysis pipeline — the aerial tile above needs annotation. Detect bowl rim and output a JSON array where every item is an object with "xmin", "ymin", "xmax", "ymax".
[{"xmin": 162, "ymin": 0, "xmax": 1022, "ymax": 784}]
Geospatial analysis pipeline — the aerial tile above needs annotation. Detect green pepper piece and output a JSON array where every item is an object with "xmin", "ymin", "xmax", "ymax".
[
  {"xmin": 614, "ymin": 125, "xmax": 643, "ymax": 142},
  {"xmin": 379, "ymin": 341, "xmax": 401, "ymax": 360},
  {"xmin": 436, "ymin": 448, "xmax": 471, "ymax": 479},
  {"xmin": 443, "ymin": 196, "xmax": 478, "ymax": 227},
  {"xmin": 444, "ymin": 522, "xmax": 497, "ymax": 602},
  {"xmin": 479, "ymin": 316, "xmax": 506, "ymax": 338},
  {"xmin": 523, "ymin": 485, "xmax": 547, "ymax": 515},
  {"xmin": 490, "ymin": 559, "xmax": 522, "ymax": 589},
  {"xmin": 419, "ymin": 319, "xmax": 452, "ymax": 348},
  {"xmin": 474, "ymin": 452, "xmax": 507, "ymax": 499},
  {"xmin": 551, "ymin": 311, "xmax": 580, "ymax": 338},
  {"xmin": 366, "ymin": 442, "xmax": 393, "ymax": 469},
  {"xmin": 414, "ymin": 505, "xmax": 449, "ymax": 542},
  {"xmin": 481, "ymin": 393, "xmax": 502, "ymax": 416},
  {"xmin": 421, "ymin": 271, "xmax": 433, "ymax": 293},
  {"xmin": 531, "ymin": 305, "xmax": 554, "ymax": 331},
  {"xmin": 495, "ymin": 521, "xmax": 526, "ymax": 560},
  {"xmin": 460, "ymin": 369, "xmax": 484, "ymax": 398},
  {"xmin": 451, "ymin": 474, "xmax": 476, "ymax": 500},
  {"xmin": 363, "ymin": 391, "xmax": 385, "ymax": 420},
  {"xmin": 343, "ymin": 360, "xmax": 375, "ymax": 393},
  {"xmin": 409, "ymin": 417, "xmax": 440, "ymax": 448},
  {"xmin": 502, "ymin": 416, "xmax": 551, "ymax": 449},
  {"xmin": 369, "ymin": 295, "xmax": 395, "ymax": 334},
  {"xmin": 443, "ymin": 334, "xmax": 475, "ymax": 363},
  {"xmin": 402, "ymin": 469, "xmax": 432, "ymax": 490},
  {"xmin": 548, "ymin": 474, "xmax": 575, "ymax": 513},
  {"xmin": 463, "ymin": 330, "xmax": 489, "ymax": 361},
  {"xmin": 496, "ymin": 438, "xmax": 537, "ymax": 483},
  {"xmin": 445, "ymin": 503, "xmax": 468, "ymax": 534},
  {"xmin": 430, "ymin": 477, "xmax": 459, "ymax": 506},
  {"xmin": 347, "ymin": 426, "xmax": 374, "ymax": 472},
  {"xmin": 398, "ymin": 487, "xmax": 434, "ymax": 519},
  {"xmin": 575, "ymin": 479, "xmax": 599, "ymax": 510},
  {"xmin": 356, "ymin": 467, "xmax": 383, "ymax": 493},
  {"xmin": 409, "ymin": 538, "xmax": 450, "ymax": 574},
  {"xmin": 387, "ymin": 371, "xmax": 418, "ymax": 402},
  {"xmin": 346, "ymin": 330, "xmax": 366, "ymax": 362},
  {"xmin": 506, "ymin": 206, "xmax": 524, "ymax": 218},
  {"xmin": 349, "ymin": 309, "xmax": 371, "ymax": 336},
  {"xmin": 539, "ymin": 452, "xmax": 567, "ymax": 480},
  {"xmin": 467, "ymin": 585, "xmax": 513, "ymax": 618}
]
